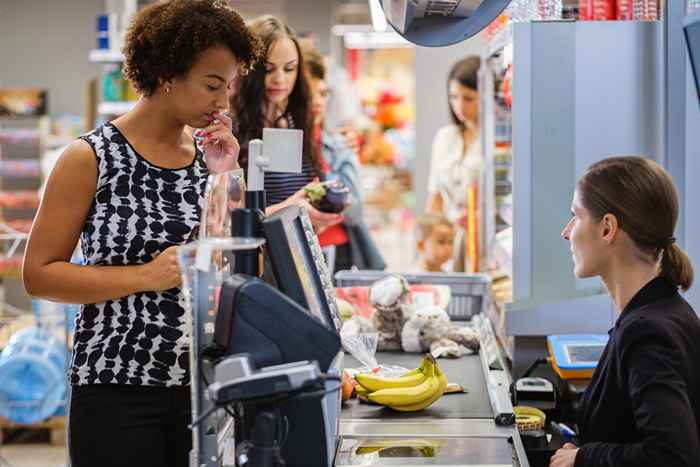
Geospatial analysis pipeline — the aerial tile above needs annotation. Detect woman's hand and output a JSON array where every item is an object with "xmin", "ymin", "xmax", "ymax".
[
  {"xmin": 198, "ymin": 111, "xmax": 240, "ymax": 174},
  {"xmin": 300, "ymin": 199, "xmax": 343, "ymax": 234},
  {"xmin": 285, "ymin": 183, "xmax": 343, "ymax": 234},
  {"xmin": 139, "ymin": 245, "xmax": 182, "ymax": 291},
  {"xmin": 549, "ymin": 443, "xmax": 578, "ymax": 467}
]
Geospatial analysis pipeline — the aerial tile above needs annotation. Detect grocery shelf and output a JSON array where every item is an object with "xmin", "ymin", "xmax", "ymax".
[
  {"xmin": 98, "ymin": 101, "xmax": 135, "ymax": 115},
  {"xmin": 45, "ymin": 135, "xmax": 74, "ymax": 149},
  {"xmin": 483, "ymin": 23, "xmax": 512, "ymax": 58},
  {"xmin": 89, "ymin": 49, "xmax": 124, "ymax": 62}
]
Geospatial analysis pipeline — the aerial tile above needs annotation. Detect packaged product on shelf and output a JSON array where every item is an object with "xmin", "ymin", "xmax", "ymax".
[
  {"xmin": 0, "ymin": 191, "xmax": 40, "ymax": 209},
  {"xmin": 617, "ymin": 0, "xmax": 658, "ymax": 21},
  {"xmin": 0, "ymin": 160, "xmax": 41, "ymax": 178},
  {"xmin": 0, "ymin": 89, "xmax": 47, "ymax": 117},
  {"xmin": 102, "ymin": 64, "xmax": 125, "ymax": 102},
  {"xmin": 578, "ymin": 0, "xmax": 616, "ymax": 20},
  {"xmin": 538, "ymin": 0, "xmax": 563, "ymax": 20}
]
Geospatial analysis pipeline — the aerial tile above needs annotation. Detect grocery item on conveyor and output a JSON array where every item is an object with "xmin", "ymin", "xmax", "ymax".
[{"xmin": 353, "ymin": 354, "xmax": 448, "ymax": 412}]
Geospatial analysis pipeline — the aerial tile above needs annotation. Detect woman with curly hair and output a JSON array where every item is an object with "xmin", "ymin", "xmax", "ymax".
[
  {"xmin": 21, "ymin": 1, "xmax": 258, "ymax": 465},
  {"xmin": 231, "ymin": 16, "xmax": 343, "ymax": 233}
]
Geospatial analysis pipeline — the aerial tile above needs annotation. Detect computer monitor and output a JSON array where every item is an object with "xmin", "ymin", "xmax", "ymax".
[
  {"xmin": 214, "ymin": 275, "xmax": 341, "ymax": 372},
  {"xmin": 684, "ymin": 10, "xmax": 700, "ymax": 101},
  {"xmin": 262, "ymin": 205, "xmax": 341, "ymax": 331}
]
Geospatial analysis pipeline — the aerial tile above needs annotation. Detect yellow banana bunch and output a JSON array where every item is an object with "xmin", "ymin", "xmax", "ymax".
[
  {"xmin": 355, "ymin": 357, "xmax": 429, "ymax": 392},
  {"xmin": 354, "ymin": 354, "xmax": 447, "ymax": 412}
]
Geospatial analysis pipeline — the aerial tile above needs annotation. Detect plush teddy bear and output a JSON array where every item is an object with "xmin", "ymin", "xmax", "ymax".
[
  {"xmin": 369, "ymin": 275, "xmax": 411, "ymax": 351},
  {"xmin": 339, "ymin": 275, "xmax": 481, "ymax": 358},
  {"xmin": 400, "ymin": 305, "xmax": 480, "ymax": 358}
]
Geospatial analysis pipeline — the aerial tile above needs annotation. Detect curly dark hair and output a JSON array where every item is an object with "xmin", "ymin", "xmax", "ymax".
[
  {"xmin": 123, "ymin": 0, "xmax": 260, "ymax": 97},
  {"xmin": 231, "ymin": 16, "xmax": 321, "ymax": 177}
]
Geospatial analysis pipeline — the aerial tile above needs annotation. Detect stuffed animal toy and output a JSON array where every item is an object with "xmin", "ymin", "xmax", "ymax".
[
  {"xmin": 369, "ymin": 275, "xmax": 410, "ymax": 351},
  {"xmin": 400, "ymin": 305, "xmax": 480, "ymax": 358},
  {"xmin": 338, "ymin": 275, "xmax": 481, "ymax": 358}
]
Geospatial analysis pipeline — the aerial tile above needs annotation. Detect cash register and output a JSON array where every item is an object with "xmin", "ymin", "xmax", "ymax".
[
  {"xmin": 200, "ymin": 204, "xmax": 343, "ymax": 467},
  {"xmin": 187, "ymin": 130, "xmax": 345, "ymax": 466}
]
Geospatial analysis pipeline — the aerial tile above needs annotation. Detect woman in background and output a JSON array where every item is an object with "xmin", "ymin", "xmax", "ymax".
[
  {"xmin": 231, "ymin": 16, "xmax": 341, "ymax": 234},
  {"xmin": 426, "ymin": 56, "xmax": 483, "ymax": 272},
  {"xmin": 302, "ymin": 42, "xmax": 385, "ymax": 273}
]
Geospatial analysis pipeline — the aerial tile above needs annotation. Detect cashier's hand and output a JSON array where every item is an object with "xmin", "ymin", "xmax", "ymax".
[
  {"xmin": 549, "ymin": 444, "xmax": 578, "ymax": 467},
  {"xmin": 139, "ymin": 245, "xmax": 182, "ymax": 292},
  {"xmin": 198, "ymin": 111, "xmax": 240, "ymax": 174}
]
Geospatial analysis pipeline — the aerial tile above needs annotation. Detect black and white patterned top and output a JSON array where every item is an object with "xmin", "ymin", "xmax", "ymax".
[{"xmin": 69, "ymin": 123, "xmax": 208, "ymax": 387}]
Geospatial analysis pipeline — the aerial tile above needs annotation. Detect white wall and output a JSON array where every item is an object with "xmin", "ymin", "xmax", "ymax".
[
  {"xmin": 413, "ymin": 35, "xmax": 485, "ymax": 213},
  {"xmin": 0, "ymin": 0, "xmax": 104, "ymax": 116}
]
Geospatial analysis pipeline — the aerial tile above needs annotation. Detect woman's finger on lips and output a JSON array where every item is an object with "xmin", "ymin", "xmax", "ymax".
[
  {"xmin": 205, "ymin": 129, "xmax": 237, "ymax": 145},
  {"xmin": 203, "ymin": 122, "xmax": 226, "ymax": 136},
  {"xmin": 213, "ymin": 110, "xmax": 232, "ymax": 129}
]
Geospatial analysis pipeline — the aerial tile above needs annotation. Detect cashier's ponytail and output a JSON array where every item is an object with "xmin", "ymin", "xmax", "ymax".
[
  {"xmin": 661, "ymin": 243, "xmax": 694, "ymax": 292},
  {"xmin": 578, "ymin": 156, "xmax": 694, "ymax": 292}
]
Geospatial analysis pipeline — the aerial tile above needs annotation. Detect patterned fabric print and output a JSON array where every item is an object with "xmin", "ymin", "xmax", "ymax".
[{"xmin": 70, "ymin": 123, "xmax": 208, "ymax": 387}]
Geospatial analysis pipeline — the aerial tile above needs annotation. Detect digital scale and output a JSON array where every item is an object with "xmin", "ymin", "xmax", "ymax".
[
  {"xmin": 335, "ymin": 437, "xmax": 518, "ymax": 466},
  {"xmin": 546, "ymin": 334, "xmax": 609, "ymax": 380}
]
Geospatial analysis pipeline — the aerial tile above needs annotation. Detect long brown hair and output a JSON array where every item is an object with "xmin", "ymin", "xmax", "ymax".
[
  {"xmin": 231, "ymin": 15, "xmax": 320, "ymax": 176},
  {"xmin": 578, "ymin": 156, "xmax": 694, "ymax": 291},
  {"xmin": 446, "ymin": 56, "xmax": 480, "ymax": 127}
]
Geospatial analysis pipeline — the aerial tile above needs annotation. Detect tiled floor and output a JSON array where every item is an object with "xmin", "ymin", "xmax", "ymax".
[{"xmin": 0, "ymin": 444, "xmax": 67, "ymax": 467}]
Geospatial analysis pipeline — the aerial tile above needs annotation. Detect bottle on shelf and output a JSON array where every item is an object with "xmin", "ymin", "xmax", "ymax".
[
  {"xmin": 617, "ymin": 0, "xmax": 659, "ymax": 21},
  {"xmin": 506, "ymin": 0, "xmax": 527, "ymax": 22},
  {"xmin": 538, "ymin": 0, "xmax": 563, "ymax": 20},
  {"xmin": 578, "ymin": 0, "xmax": 616, "ymax": 20},
  {"xmin": 507, "ymin": 0, "xmax": 540, "ymax": 22}
]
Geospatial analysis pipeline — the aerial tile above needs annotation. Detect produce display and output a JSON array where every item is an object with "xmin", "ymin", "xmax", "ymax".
[{"xmin": 353, "ymin": 354, "xmax": 447, "ymax": 412}]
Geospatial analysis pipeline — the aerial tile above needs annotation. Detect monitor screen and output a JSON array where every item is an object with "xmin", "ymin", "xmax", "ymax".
[
  {"xmin": 263, "ymin": 205, "xmax": 341, "ymax": 331},
  {"xmin": 566, "ymin": 344, "xmax": 605, "ymax": 365},
  {"xmin": 684, "ymin": 11, "xmax": 700, "ymax": 101}
]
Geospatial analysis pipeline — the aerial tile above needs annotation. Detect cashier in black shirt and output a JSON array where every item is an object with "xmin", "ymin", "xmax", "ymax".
[{"xmin": 550, "ymin": 156, "xmax": 700, "ymax": 467}]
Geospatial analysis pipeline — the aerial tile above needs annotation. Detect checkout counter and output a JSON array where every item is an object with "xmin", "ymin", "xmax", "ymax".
[
  {"xmin": 181, "ymin": 134, "xmax": 574, "ymax": 467},
  {"xmin": 183, "ymin": 200, "xmax": 534, "ymax": 466},
  {"xmin": 339, "ymin": 350, "xmax": 527, "ymax": 467}
]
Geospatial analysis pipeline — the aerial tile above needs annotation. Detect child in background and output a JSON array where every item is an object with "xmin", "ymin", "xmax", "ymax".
[{"xmin": 415, "ymin": 214, "xmax": 455, "ymax": 273}]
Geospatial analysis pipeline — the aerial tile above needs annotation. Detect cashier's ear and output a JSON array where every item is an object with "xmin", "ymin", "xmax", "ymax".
[{"xmin": 600, "ymin": 213, "xmax": 619, "ymax": 246}]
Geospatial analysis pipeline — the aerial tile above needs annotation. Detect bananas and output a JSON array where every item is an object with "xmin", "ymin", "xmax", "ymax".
[
  {"xmin": 353, "ymin": 354, "xmax": 447, "ymax": 412},
  {"xmin": 355, "ymin": 359, "xmax": 428, "ymax": 392}
]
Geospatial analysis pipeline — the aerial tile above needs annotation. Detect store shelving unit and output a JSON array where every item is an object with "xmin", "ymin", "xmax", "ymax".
[
  {"xmin": 0, "ymin": 117, "xmax": 48, "ymax": 311},
  {"xmin": 480, "ymin": 18, "xmax": 514, "ymax": 276},
  {"xmin": 88, "ymin": 49, "xmax": 124, "ymax": 63},
  {"xmin": 504, "ymin": 19, "xmax": 664, "ymax": 376},
  {"xmin": 97, "ymin": 100, "xmax": 134, "ymax": 116},
  {"xmin": 89, "ymin": 48, "xmax": 135, "ymax": 118}
]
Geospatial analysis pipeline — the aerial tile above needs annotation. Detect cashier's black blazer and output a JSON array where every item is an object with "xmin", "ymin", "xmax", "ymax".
[{"xmin": 575, "ymin": 277, "xmax": 700, "ymax": 467}]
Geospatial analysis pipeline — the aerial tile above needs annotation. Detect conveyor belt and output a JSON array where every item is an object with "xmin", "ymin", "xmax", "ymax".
[{"xmin": 342, "ymin": 352, "xmax": 493, "ymax": 420}]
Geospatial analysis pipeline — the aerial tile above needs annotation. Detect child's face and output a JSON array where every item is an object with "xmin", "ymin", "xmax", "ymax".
[{"xmin": 420, "ymin": 224, "xmax": 455, "ymax": 270}]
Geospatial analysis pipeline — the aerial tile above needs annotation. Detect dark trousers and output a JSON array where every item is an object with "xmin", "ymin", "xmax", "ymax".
[
  {"xmin": 334, "ymin": 242, "xmax": 353, "ymax": 275},
  {"xmin": 69, "ymin": 384, "xmax": 191, "ymax": 467}
]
